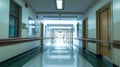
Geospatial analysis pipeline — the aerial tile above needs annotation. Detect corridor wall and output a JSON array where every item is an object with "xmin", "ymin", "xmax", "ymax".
[
  {"xmin": 112, "ymin": 0, "xmax": 120, "ymax": 66},
  {"xmin": 82, "ymin": 0, "xmax": 110, "ymax": 54},
  {"xmin": 0, "ymin": 0, "xmax": 40, "ymax": 62}
]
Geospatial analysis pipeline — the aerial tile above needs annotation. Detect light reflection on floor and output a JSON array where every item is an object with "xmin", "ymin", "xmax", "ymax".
[{"xmin": 23, "ymin": 38, "xmax": 93, "ymax": 67}]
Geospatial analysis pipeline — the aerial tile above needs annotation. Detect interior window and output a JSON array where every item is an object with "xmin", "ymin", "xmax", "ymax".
[
  {"xmin": 28, "ymin": 18, "xmax": 36, "ymax": 36},
  {"xmin": 9, "ymin": 0, "xmax": 21, "ymax": 37}
]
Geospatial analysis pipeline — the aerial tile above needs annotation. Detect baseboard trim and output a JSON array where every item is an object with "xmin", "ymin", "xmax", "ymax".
[
  {"xmin": 113, "ymin": 64, "xmax": 119, "ymax": 67},
  {"xmin": 0, "ymin": 46, "xmax": 41, "ymax": 66},
  {"xmin": 96, "ymin": 54, "xmax": 102, "ymax": 57},
  {"xmin": 82, "ymin": 48, "xmax": 119, "ymax": 67},
  {"xmin": 82, "ymin": 47, "xmax": 86, "ymax": 49},
  {"xmin": 102, "ymin": 55, "xmax": 112, "ymax": 63},
  {"xmin": 87, "ymin": 50, "xmax": 97, "ymax": 57}
]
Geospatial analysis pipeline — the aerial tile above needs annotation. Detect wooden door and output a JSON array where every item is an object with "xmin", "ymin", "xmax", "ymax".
[
  {"xmin": 82, "ymin": 18, "xmax": 88, "ymax": 49},
  {"xmin": 77, "ymin": 23, "xmax": 79, "ymax": 37},
  {"xmin": 40, "ymin": 23, "xmax": 44, "ymax": 46},
  {"xmin": 99, "ymin": 5, "xmax": 112, "ymax": 58}
]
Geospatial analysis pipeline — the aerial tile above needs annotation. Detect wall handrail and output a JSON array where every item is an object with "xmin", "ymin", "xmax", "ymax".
[
  {"xmin": 0, "ymin": 37, "xmax": 54, "ymax": 47},
  {"xmin": 73, "ymin": 37, "xmax": 120, "ymax": 49}
]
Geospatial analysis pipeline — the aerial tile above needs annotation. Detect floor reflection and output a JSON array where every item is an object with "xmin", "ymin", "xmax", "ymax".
[{"xmin": 23, "ymin": 38, "xmax": 93, "ymax": 67}]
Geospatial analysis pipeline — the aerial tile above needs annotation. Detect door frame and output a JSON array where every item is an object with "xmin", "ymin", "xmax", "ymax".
[
  {"xmin": 96, "ymin": 2, "xmax": 113, "ymax": 59},
  {"xmin": 82, "ymin": 17, "xmax": 88, "ymax": 49},
  {"xmin": 40, "ymin": 23, "xmax": 44, "ymax": 46}
]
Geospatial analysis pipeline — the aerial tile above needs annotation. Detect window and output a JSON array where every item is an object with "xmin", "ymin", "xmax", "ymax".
[
  {"xmin": 28, "ymin": 18, "xmax": 36, "ymax": 36},
  {"xmin": 9, "ymin": 0, "xmax": 21, "ymax": 37}
]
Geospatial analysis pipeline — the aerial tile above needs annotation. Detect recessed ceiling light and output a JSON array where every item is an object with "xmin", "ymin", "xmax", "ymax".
[{"xmin": 56, "ymin": 0, "xmax": 63, "ymax": 10}]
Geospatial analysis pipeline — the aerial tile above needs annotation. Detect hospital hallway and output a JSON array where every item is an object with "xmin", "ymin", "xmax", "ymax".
[
  {"xmin": 1, "ymin": 0, "xmax": 120, "ymax": 67},
  {"xmin": 0, "ymin": 38, "xmax": 116, "ymax": 67}
]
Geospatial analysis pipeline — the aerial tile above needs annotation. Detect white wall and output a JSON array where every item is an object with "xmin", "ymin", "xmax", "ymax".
[
  {"xmin": 0, "ymin": 0, "xmax": 37, "ymax": 38},
  {"xmin": 0, "ymin": 0, "xmax": 9, "ymax": 38},
  {"xmin": 112, "ymin": 0, "xmax": 120, "ymax": 40},
  {"xmin": 112, "ymin": 0, "xmax": 120, "ymax": 66},
  {"xmin": 83, "ymin": 0, "xmax": 120, "ymax": 66},
  {"xmin": 84, "ymin": 0, "xmax": 110, "ymax": 38},
  {"xmin": 15, "ymin": 0, "xmax": 37, "ymax": 37},
  {"xmin": 0, "ymin": 0, "xmax": 40, "ymax": 62},
  {"xmin": 113, "ymin": 48, "xmax": 120, "ymax": 66},
  {"xmin": 82, "ymin": 0, "xmax": 110, "ymax": 54},
  {"xmin": 0, "ymin": 41, "xmax": 40, "ymax": 62}
]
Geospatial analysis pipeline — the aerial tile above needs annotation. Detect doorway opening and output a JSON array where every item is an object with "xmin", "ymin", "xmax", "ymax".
[{"xmin": 96, "ymin": 3, "xmax": 112, "ymax": 61}]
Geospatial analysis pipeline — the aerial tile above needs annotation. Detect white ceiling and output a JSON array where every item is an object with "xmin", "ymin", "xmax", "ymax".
[{"xmin": 24, "ymin": 0, "xmax": 100, "ymax": 20}]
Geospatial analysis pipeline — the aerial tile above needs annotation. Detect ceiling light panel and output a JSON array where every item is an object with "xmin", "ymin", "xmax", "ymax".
[{"xmin": 56, "ymin": 0, "xmax": 63, "ymax": 9}]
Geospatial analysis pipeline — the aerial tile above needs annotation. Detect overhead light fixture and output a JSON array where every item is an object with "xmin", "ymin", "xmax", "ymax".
[{"xmin": 56, "ymin": 0, "xmax": 63, "ymax": 10}]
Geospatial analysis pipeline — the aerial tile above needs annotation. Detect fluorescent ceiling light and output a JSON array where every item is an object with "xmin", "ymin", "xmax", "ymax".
[
  {"xmin": 56, "ymin": 0, "xmax": 63, "ymax": 9},
  {"xmin": 43, "ymin": 20, "xmax": 78, "ymax": 25},
  {"xmin": 49, "ymin": 27, "xmax": 72, "ymax": 29}
]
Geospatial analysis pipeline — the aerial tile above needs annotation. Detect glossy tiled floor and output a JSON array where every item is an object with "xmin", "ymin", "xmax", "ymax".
[
  {"xmin": 23, "ymin": 38, "xmax": 93, "ymax": 67},
  {"xmin": 2, "ymin": 38, "xmax": 116, "ymax": 67}
]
